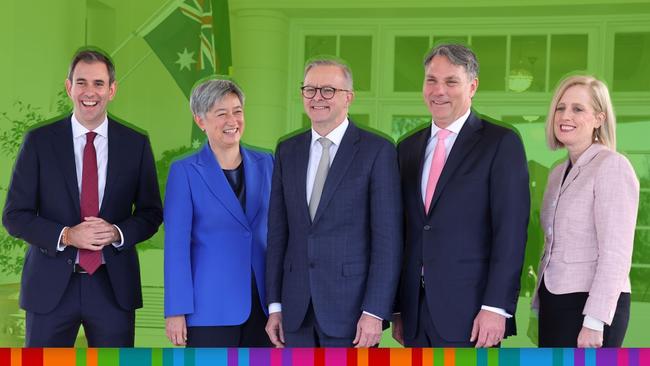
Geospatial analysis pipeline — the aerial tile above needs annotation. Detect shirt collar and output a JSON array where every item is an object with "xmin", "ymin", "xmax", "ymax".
[
  {"xmin": 430, "ymin": 108, "xmax": 471, "ymax": 137},
  {"xmin": 311, "ymin": 117, "xmax": 349, "ymax": 147},
  {"xmin": 71, "ymin": 114, "xmax": 108, "ymax": 139}
]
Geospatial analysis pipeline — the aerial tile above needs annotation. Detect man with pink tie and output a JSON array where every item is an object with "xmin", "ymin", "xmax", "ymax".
[{"xmin": 392, "ymin": 43, "xmax": 530, "ymax": 347}]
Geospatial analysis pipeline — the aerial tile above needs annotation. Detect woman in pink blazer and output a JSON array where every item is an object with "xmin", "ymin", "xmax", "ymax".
[{"xmin": 532, "ymin": 75, "xmax": 639, "ymax": 348}]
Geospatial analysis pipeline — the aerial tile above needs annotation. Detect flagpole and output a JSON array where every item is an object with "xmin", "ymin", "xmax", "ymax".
[
  {"xmin": 111, "ymin": 0, "xmax": 180, "ymax": 57},
  {"xmin": 117, "ymin": 50, "xmax": 153, "ymax": 84}
]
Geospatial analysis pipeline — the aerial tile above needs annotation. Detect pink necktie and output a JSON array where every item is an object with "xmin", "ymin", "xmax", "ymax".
[
  {"xmin": 79, "ymin": 132, "xmax": 101, "ymax": 275},
  {"xmin": 424, "ymin": 129, "xmax": 451, "ymax": 214}
]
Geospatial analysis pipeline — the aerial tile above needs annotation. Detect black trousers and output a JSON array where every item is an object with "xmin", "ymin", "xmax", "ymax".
[
  {"xmin": 404, "ymin": 286, "xmax": 477, "ymax": 347},
  {"xmin": 283, "ymin": 301, "xmax": 357, "ymax": 347},
  {"xmin": 25, "ymin": 266, "xmax": 135, "ymax": 347},
  {"xmin": 186, "ymin": 275, "xmax": 271, "ymax": 347},
  {"xmin": 538, "ymin": 277, "xmax": 630, "ymax": 347}
]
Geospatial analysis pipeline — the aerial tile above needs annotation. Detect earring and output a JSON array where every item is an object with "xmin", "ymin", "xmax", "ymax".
[{"xmin": 594, "ymin": 128, "xmax": 599, "ymax": 142}]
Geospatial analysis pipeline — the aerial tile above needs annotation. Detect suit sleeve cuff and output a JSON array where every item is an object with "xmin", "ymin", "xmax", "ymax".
[
  {"xmin": 56, "ymin": 227, "xmax": 67, "ymax": 252},
  {"xmin": 269, "ymin": 303, "xmax": 282, "ymax": 314},
  {"xmin": 481, "ymin": 305, "xmax": 512, "ymax": 318},
  {"xmin": 362, "ymin": 311, "xmax": 383, "ymax": 321},
  {"xmin": 583, "ymin": 315, "xmax": 605, "ymax": 331},
  {"xmin": 111, "ymin": 225, "xmax": 125, "ymax": 248}
]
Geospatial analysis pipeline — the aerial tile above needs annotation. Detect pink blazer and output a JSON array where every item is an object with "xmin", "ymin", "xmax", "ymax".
[{"xmin": 531, "ymin": 143, "xmax": 639, "ymax": 325}]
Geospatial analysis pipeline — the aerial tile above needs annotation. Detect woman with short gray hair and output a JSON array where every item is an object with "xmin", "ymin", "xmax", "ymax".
[{"xmin": 163, "ymin": 77, "xmax": 273, "ymax": 347}]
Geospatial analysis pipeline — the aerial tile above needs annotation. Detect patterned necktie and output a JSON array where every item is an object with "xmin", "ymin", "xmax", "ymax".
[
  {"xmin": 424, "ymin": 129, "xmax": 451, "ymax": 214},
  {"xmin": 309, "ymin": 137, "xmax": 333, "ymax": 220},
  {"xmin": 79, "ymin": 131, "xmax": 101, "ymax": 274}
]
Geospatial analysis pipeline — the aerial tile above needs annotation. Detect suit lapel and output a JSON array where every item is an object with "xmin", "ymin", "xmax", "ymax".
[
  {"xmin": 193, "ymin": 143, "xmax": 249, "ymax": 230},
  {"xmin": 312, "ymin": 122, "xmax": 360, "ymax": 225},
  {"xmin": 242, "ymin": 146, "xmax": 262, "ymax": 223},
  {"xmin": 51, "ymin": 117, "xmax": 81, "ymax": 217},
  {"xmin": 288, "ymin": 131, "xmax": 312, "ymax": 225},
  {"xmin": 560, "ymin": 143, "xmax": 605, "ymax": 194},
  {"xmin": 410, "ymin": 126, "xmax": 431, "ymax": 220},
  {"xmin": 428, "ymin": 112, "xmax": 482, "ymax": 214},
  {"xmin": 101, "ymin": 119, "xmax": 120, "ymax": 214}
]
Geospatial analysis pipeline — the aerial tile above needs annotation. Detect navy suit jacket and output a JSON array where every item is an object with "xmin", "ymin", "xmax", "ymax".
[
  {"xmin": 266, "ymin": 121, "xmax": 403, "ymax": 338},
  {"xmin": 397, "ymin": 112, "xmax": 530, "ymax": 342},
  {"xmin": 2, "ymin": 116, "xmax": 163, "ymax": 314},
  {"xmin": 164, "ymin": 143, "xmax": 273, "ymax": 326}
]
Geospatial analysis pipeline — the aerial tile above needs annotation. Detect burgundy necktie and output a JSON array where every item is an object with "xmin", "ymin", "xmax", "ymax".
[{"xmin": 79, "ymin": 131, "xmax": 101, "ymax": 274}]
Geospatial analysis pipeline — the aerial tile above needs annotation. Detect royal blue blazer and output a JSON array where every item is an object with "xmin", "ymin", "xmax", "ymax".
[{"xmin": 164, "ymin": 143, "xmax": 273, "ymax": 326}]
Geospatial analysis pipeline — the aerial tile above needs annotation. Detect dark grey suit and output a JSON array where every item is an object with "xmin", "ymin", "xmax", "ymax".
[{"xmin": 266, "ymin": 121, "xmax": 402, "ymax": 341}]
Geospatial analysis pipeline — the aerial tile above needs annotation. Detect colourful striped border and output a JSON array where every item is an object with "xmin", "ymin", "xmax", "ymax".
[{"xmin": 2, "ymin": 348, "xmax": 649, "ymax": 365}]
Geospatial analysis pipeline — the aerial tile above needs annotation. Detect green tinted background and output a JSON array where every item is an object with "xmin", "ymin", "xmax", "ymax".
[{"xmin": 1, "ymin": 0, "xmax": 649, "ymax": 348}]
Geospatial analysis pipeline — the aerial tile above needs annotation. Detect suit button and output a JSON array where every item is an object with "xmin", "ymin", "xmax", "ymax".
[
  {"xmin": 67, "ymin": 259, "xmax": 73, "ymax": 264},
  {"xmin": 309, "ymin": 262, "xmax": 315, "ymax": 269},
  {"xmin": 40, "ymin": 248, "xmax": 47, "ymax": 254},
  {"xmin": 423, "ymin": 225, "xmax": 431, "ymax": 231}
]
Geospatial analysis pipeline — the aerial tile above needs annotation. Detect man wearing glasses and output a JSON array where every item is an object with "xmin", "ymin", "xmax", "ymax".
[{"xmin": 265, "ymin": 58, "xmax": 403, "ymax": 347}]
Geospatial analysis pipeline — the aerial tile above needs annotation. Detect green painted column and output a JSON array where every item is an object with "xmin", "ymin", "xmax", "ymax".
[{"xmin": 231, "ymin": 9, "xmax": 290, "ymax": 151}]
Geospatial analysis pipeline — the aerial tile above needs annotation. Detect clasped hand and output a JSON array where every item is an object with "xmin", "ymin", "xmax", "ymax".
[{"xmin": 66, "ymin": 216, "xmax": 119, "ymax": 250}]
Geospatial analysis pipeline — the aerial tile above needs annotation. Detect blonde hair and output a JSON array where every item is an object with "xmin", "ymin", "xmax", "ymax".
[{"xmin": 545, "ymin": 75, "xmax": 616, "ymax": 151}]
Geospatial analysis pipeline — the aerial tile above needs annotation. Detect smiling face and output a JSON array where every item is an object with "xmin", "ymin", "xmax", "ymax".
[
  {"xmin": 302, "ymin": 65, "xmax": 353, "ymax": 133},
  {"xmin": 422, "ymin": 55, "xmax": 477, "ymax": 128},
  {"xmin": 553, "ymin": 85, "xmax": 604, "ymax": 155},
  {"xmin": 65, "ymin": 61, "xmax": 116, "ymax": 129},
  {"xmin": 194, "ymin": 92, "xmax": 244, "ymax": 150}
]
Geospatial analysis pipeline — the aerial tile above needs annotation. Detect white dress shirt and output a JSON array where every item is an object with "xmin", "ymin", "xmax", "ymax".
[
  {"xmin": 306, "ymin": 118, "xmax": 349, "ymax": 203},
  {"xmin": 420, "ymin": 109, "xmax": 511, "ymax": 319},
  {"xmin": 56, "ymin": 114, "xmax": 124, "ymax": 256}
]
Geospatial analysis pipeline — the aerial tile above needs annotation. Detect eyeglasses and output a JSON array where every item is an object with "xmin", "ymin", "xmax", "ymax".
[{"xmin": 300, "ymin": 86, "xmax": 351, "ymax": 100}]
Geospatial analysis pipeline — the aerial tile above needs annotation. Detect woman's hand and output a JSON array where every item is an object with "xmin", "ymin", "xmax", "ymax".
[
  {"xmin": 166, "ymin": 315, "xmax": 187, "ymax": 346},
  {"xmin": 577, "ymin": 326, "xmax": 603, "ymax": 348}
]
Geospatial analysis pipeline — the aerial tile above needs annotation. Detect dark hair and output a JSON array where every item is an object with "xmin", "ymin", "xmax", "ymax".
[
  {"xmin": 423, "ymin": 43, "xmax": 479, "ymax": 80},
  {"xmin": 67, "ymin": 49, "xmax": 116, "ymax": 84}
]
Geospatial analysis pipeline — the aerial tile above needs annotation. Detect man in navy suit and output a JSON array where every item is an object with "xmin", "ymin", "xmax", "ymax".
[
  {"xmin": 265, "ymin": 58, "xmax": 402, "ymax": 347},
  {"xmin": 392, "ymin": 44, "xmax": 530, "ymax": 347},
  {"xmin": 2, "ymin": 49, "xmax": 162, "ymax": 347}
]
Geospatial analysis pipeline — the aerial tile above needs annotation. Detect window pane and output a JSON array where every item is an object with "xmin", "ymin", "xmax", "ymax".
[
  {"xmin": 549, "ymin": 34, "xmax": 588, "ymax": 89},
  {"xmin": 626, "ymin": 153, "xmax": 650, "ymax": 192},
  {"xmin": 614, "ymin": 32, "xmax": 650, "ymax": 91},
  {"xmin": 394, "ymin": 37, "xmax": 429, "ymax": 92},
  {"xmin": 473, "ymin": 36, "xmax": 507, "ymax": 91},
  {"xmin": 340, "ymin": 36, "xmax": 372, "ymax": 91},
  {"xmin": 631, "ymin": 229, "xmax": 650, "ymax": 302},
  {"xmin": 349, "ymin": 113, "xmax": 370, "ymax": 127},
  {"xmin": 392, "ymin": 115, "xmax": 430, "ymax": 141},
  {"xmin": 305, "ymin": 36, "xmax": 337, "ymax": 61},
  {"xmin": 433, "ymin": 36, "xmax": 468, "ymax": 46},
  {"xmin": 509, "ymin": 36, "xmax": 547, "ymax": 92}
]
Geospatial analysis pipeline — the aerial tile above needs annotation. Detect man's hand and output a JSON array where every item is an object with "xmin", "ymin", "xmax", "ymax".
[
  {"xmin": 391, "ymin": 313, "xmax": 404, "ymax": 346},
  {"xmin": 165, "ymin": 315, "xmax": 187, "ymax": 346},
  {"xmin": 66, "ymin": 220, "xmax": 112, "ymax": 250},
  {"xmin": 470, "ymin": 309, "xmax": 506, "ymax": 348},
  {"xmin": 577, "ymin": 326, "xmax": 603, "ymax": 348},
  {"xmin": 84, "ymin": 216, "xmax": 121, "ymax": 245},
  {"xmin": 265, "ymin": 312, "xmax": 285, "ymax": 348},
  {"xmin": 353, "ymin": 313, "xmax": 382, "ymax": 348}
]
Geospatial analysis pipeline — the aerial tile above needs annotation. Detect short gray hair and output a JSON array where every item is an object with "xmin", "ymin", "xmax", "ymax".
[
  {"xmin": 304, "ymin": 57, "xmax": 354, "ymax": 90},
  {"xmin": 423, "ymin": 43, "xmax": 479, "ymax": 80},
  {"xmin": 190, "ymin": 78, "xmax": 245, "ymax": 118}
]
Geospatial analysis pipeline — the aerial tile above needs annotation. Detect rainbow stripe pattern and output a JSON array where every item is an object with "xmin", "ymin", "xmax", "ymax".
[{"xmin": 1, "ymin": 348, "xmax": 649, "ymax": 366}]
